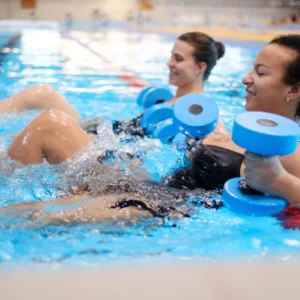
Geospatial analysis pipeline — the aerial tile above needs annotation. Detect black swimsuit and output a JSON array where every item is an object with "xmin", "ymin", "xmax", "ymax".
[{"xmin": 164, "ymin": 139, "xmax": 245, "ymax": 190}]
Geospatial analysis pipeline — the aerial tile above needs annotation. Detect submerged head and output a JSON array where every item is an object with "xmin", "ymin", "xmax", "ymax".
[
  {"xmin": 167, "ymin": 31, "xmax": 225, "ymax": 88},
  {"xmin": 242, "ymin": 34, "xmax": 300, "ymax": 120}
]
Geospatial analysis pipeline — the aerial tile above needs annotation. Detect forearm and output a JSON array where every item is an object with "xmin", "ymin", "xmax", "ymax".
[
  {"xmin": 34, "ymin": 203, "xmax": 149, "ymax": 225},
  {"xmin": 0, "ymin": 193, "xmax": 89, "ymax": 216},
  {"xmin": 274, "ymin": 171, "xmax": 300, "ymax": 207}
]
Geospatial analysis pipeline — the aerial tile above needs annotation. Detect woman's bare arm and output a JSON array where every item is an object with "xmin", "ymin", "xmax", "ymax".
[{"xmin": 0, "ymin": 193, "xmax": 150, "ymax": 225}]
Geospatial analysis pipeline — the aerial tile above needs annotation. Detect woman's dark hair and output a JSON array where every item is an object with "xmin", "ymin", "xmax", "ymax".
[
  {"xmin": 178, "ymin": 31, "xmax": 225, "ymax": 80},
  {"xmin": 269, "ymin": 34, "xmax": 300, "ymax": 117}
]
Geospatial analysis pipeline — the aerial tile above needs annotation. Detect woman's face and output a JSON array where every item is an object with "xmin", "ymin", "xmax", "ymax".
[
  {"xmin": 167, "ymin": 39, "xmax": 201, "ymax": 87},
  {"xmin": 242, "ymin": 43, "xmax": 295, "ymax": 115}
]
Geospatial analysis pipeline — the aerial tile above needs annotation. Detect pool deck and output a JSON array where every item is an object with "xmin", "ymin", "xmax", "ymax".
[
  {"xmin": 129, "ymin": 23, "xmax": 295, "ymax": 42},
  {"xmin": 1, "ymin": 260, "xmax": 300, "ymax": 299}
]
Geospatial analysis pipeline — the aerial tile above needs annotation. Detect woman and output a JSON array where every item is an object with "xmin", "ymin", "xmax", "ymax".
[
  {"xmin": 0, "ymin": 31, "xmax": 226, "ymax": 138},
  {"xmin": 2, "ymin": 34, "xmax": 300, "ymax": 224}
]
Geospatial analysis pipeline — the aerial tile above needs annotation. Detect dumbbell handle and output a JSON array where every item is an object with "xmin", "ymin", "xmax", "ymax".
[{"xmin": 238, "ymin": 179, "xmax": 264, "ymax": 195}]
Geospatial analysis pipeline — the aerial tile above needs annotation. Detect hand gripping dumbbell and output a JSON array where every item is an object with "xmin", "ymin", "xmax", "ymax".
[
  {"xmin": 152, "ymin": 94, "xmax": 219, "ymax": 146},
  {"xmin": 222, "ymin": 111, "xmax": 300, "ymax": 216}
]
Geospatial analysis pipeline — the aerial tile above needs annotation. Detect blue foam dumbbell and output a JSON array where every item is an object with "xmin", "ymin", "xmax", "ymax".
[
  {"xmin": 153, "ymin": 94, "xmax": 219, "ymax": 145},
  {"xmin": 152, "ymin": 118, "xmax": 177, "ymax": 144},
  {"xmin": 136, "ymin": 86, "xmax": 153, "ymax": 107},
  {"xmin": 222, "ymin": 112, "xmax": 300, "ymax": 216},
  {"xmin": 140, "ymin": 103, "xmax": 174, "ymax": 132},
  {"xmin": 137, "ymin": 87, "xmax": 173, "ymax": 109}
]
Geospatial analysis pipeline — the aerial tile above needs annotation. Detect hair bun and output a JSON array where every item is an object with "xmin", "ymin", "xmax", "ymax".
[{"xmin": 215, "ymin": 41, "xmax": 225, "ymax": 59}]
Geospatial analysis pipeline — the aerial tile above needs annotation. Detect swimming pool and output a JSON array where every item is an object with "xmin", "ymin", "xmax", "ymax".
[{"xmin": 0, "ymin": 26, "xmax": 299, "ymax": 266}]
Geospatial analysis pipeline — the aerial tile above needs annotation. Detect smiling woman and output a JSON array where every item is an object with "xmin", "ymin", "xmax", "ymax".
[{"xmin": 167, "ymin": 31, "xmax": 225, "ymax": 105}]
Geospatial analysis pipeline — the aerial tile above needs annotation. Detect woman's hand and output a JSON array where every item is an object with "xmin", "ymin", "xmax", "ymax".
[{"xmin": 243, "ymin": 151, "xmax": 285, "ymax": 196}]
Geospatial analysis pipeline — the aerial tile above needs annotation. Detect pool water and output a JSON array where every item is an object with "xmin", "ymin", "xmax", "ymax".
[{"xmin": 0, "ymin": 27, "xmax": 299, "ymax": 266}]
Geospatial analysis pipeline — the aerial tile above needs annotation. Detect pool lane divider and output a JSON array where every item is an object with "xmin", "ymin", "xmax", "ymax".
[{"xmin": 60, "ymin": 30, "xmax": 149, "ymax": 88}]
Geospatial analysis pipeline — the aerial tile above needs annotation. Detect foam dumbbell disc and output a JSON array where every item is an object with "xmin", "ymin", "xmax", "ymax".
[
  {"xmin": 223, "ymin": 178, "xmax": 288, "ymax": 216},
  {"xmin": 141, "ymin": 87, "xmax": 173, "ymax": 109},
  {"xmin": 140, "ymin": 104, "xmax": 174, "ymax": 131},
  {"xmin": 173, "ymin": 94, "xmax": 219, "ymax": 137},
  {"xmin": 136, "ymin": 86, "xmax": 153, "ymax": 107},
  {"xmin": 152, "ymin": 118, "xmax": 178, "ymax": 144},
  {"xmin": 232, "ymin": 112, "xmax": 300, "ymax": 156}
]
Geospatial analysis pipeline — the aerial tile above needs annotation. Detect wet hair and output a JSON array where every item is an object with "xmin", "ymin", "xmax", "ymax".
[
  {"xmin": 269, "ymin": 34, "xmax": 300, "ymax": 117},
  {"xmin": 178, "ymin": 31, "xmax": 225, "ymax": 80}
]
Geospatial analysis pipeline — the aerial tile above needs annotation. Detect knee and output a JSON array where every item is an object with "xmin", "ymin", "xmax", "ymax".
[
  {"xmin": 27, "ymin": 84, "xmax": 55, "ymax": 95},
  {"xmin": 25, "ymin": 85, "xmax": 58, "ymax": 107},
  {"xmin": 34, "ymin": 110, "xmax": 77, "ymax": 130}
]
